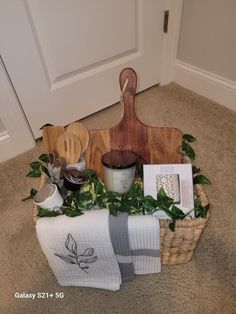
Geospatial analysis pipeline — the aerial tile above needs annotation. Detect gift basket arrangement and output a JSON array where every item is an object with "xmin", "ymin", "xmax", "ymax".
[{"xmin": 25, "ymin": 68, "xmax": 210, "ymax": 265}]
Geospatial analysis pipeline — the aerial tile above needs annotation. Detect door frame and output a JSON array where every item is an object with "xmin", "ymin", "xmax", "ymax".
[{"xmin": 161, "ymin": 0, "xmax": 183, "ymax": 85}]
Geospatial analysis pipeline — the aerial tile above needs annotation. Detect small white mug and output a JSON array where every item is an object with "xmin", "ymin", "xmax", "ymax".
[{"xmin": 33, "ymin": 184, "xmax": 63, "ymax": 210}]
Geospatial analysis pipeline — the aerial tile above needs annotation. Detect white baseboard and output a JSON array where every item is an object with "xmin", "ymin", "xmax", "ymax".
[{"xmin": 174, "ymin": 60, "xmax": 236, "ymax": 111}]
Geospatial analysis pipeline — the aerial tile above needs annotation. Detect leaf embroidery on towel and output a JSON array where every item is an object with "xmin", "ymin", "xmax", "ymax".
[
  {"xmin": 54, "ymin": 233, "xmax": 98, "ymax": 273},
  {"xmin": 65, "ymin": 233, "xmax": 77, "ymax": 256}
]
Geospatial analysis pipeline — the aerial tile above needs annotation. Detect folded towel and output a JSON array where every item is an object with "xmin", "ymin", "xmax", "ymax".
[
  {"xmin": 109, "ymin": 212, "xmax": 135, "ymax": 282},
  {"xmin": 128, "ymin": 215, "xmax": 161, "ymax": 274},
  {"xmin": 36, "ymin": 209, "xmax": 121, "ymax": 291}
]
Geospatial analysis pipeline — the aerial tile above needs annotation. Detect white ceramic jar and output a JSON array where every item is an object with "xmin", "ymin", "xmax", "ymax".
[
  {"xmin": 33, "ymin": 184, "xmax": 63, "ymax": 210},
  {"xmin": 102, "ymin": 150, "xmax": 137, "ymax": 194}
]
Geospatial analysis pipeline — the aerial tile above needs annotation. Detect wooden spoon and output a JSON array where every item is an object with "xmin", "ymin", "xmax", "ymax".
[
  {"xmin": 66, "ymin": 122, "xmax": 89, "ymax": 154},
  {"xmin": 56, "ymin": 132, "xmax": 81, "ymax": 164}
]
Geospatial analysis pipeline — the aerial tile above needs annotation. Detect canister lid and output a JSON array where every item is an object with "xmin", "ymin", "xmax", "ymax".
[
  {"xmin": 101, "ymin": 150, "xmax": 137, "ymax": 169},
  {"xmin": 64, "ymin": 168, "xmax": 87, "ymax": 191}
]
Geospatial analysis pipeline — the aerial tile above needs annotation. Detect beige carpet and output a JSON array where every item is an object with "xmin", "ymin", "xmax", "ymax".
[{"xmin": 0, "ymin": 83, "xmax": 235, "ymax": 314}]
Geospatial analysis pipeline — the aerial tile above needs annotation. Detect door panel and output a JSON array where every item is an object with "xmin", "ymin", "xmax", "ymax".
[
  {"xmin": 0, "ymin": 0, "xmax": 165, "ymax": 138},
  {"xmin": 26, "ymin": 0, "xmax": 137, "ymax": 83}
]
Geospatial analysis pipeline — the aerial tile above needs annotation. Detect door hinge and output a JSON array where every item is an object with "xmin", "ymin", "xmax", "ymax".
[{"xmin": 163, "ymin": 10, "xmax": 169, "ymax": 33}]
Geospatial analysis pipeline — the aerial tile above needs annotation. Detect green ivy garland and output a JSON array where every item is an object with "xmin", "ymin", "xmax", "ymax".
[{"xmin": 22, "ymin": 134, "xmax": 211, "ymax": 231}]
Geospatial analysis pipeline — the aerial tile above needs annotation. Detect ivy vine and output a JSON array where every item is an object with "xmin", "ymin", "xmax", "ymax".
[{"xmin": 23, "ymin": 134, "xmax": 211, "ymax": 231}]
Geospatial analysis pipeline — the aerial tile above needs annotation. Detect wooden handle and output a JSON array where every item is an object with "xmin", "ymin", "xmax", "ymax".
[{"xmin": 119, "ymin": 67, "xmax": 138, "ymax": 124}]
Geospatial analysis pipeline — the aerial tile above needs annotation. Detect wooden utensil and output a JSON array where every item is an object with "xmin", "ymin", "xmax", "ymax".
[
  {"xmin": 57, "ymin": 132, "xmax": 82, "ymax": 164},
  {"xmin": 85, "ymin": 67, "xmax": 183, "ymax": 180},
  {"xmin": 54, "ymin": 156, "xmax": 66, "ymax": 179},
  {"xmin": 42, "ymin": 126, "xmax": 65, "ymax": 152},
  {"xmin": 48, "ymin": 151, "xmax": 58, "ymax": 166},
  {"xmin": 66, "ymin": 122, "xmax": 90, "ymax": 154}
]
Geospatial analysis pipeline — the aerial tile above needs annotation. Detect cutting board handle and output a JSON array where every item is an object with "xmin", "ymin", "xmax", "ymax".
[
  {"xmin": 119, "ymin": 67, "xmax": 139, "ymax": 125},
  {"xmin": 85, "ymin": 67, "xmax": 183, "ymax": 179}
]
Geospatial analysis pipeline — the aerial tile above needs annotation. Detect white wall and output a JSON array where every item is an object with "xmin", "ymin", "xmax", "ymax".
[{"xmin": 175, "ymin": 0, "xmax": 236, "ymax": 111}]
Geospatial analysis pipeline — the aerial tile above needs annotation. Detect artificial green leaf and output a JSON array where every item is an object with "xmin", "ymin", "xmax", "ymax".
[
  {"xmin": 76, "ymin": 191, "xmax": 94, "ymax": 209},
  {"xmin": 95, "ymin": 179, "xmax": 106, "ymax": 195},
  {"xmin": 183, "ymin": 134, "xmax": 196, "ymax": 142},
  {"xmin": 157, "ymin": 187, "xmax": 168, "ymax": 199},
  {"xmin": 194, "ymin": 203, "xmax": 210, "ymax": 218},
  {"xmin": 143, "ymin": 195, "xmax": 158, "ymax": 213},
  {"xmin": 26, "ymin": 170, "xmax": 41, "ymax": 177},
  {"xmin": 21, "ymin": 188, "xmax": 38, "ymax": 201},
  {"xmin": 169, "ymin": 221, "xmax": 176, "ymax": 232},
  {"xmin": 37, "ymin": 207, "xmax": 60, "ymax": 217},
  {"xmin": 156, "ymin": 187, "xmax": 174, "ymax": 209},
  {"xmin": 41, "ymin": 165, "xmax": 50, "ymax": 177},
  {"xmin": 170, "ymin": 205, "xmax": 186, "ymax": 220},
  {"xmin": 109, "ymin": 204, "xmax": 118, "ymax": 216},
  {"xmin": 64, "ymin": 209, "xmax": 83, "ymax": 217},
  {"xmin": 29, "ymin": 161, "xmax": 41, "ymax": 170},
  {"xmin": 30, "ymin": 188, "xmax": 38, "ymax": 197},
  {"xmin": 182, "ymin": 142, "xmax": 195, "ymax": 160},
  {"xmin": 39, "ymin": 153, "xmax": 49, "ymax": 163},
  {"xmin": 193, "ymin": 175, "xmax": 211, "ymax": 185},
  {"xmin": 83, "ymin": 169, "xmax": 97, "ymax": 180}
]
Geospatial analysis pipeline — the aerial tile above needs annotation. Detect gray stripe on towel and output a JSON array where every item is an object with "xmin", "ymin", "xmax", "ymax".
[
  {"xmin": 115, "ymin": 254, "xmax": 133, "ymax": 264},
  {"xmin": 131, "ymin": 249, "xmax": 160, "ymax": 257},
  {"xmin": 109, "ymin": 213, "xmax": 135, "ymax": 282}
]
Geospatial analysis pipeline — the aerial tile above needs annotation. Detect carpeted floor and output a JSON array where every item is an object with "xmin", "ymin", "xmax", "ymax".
[{"xmin": 0, "ymin": 83, "xmax": 236, "ymax": 314}]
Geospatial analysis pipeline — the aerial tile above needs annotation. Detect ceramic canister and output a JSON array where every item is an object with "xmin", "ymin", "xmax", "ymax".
[
  {"xmin": 101, "ymin": 150, "xmax": 137, "ymax": 194},
  {"xmin": 64, "ymin": 168, "xmax": 87, "ymax": 191},
  {"xmin": 33, "ymin": 184, "xmax": 63, "ymax": 210}
]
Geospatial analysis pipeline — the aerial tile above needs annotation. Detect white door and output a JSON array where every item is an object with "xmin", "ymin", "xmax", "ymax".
[
  {"xmin": 0, "ymin": 58, "xmax": 35, "ymax": 162},
  {"xmin": 0, "ymin": 0, "xmax": 170, "ymax": 139}
]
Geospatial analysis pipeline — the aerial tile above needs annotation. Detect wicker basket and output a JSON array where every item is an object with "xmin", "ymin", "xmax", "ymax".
[
  {"xmin": 160, "ymin": 184, "xmax": 209, "ymax": 264},
  {"xmin": 33, "ymin": 175, "xmax": 209, "ymax": 265}
]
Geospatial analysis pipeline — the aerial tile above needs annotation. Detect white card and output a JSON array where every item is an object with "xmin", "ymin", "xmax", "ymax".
[{"xmin": 143, "ymin": 164, "xmax": 194, "ymax": 219}]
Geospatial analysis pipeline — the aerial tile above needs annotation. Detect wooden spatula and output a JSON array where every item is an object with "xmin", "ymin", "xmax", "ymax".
[
  {"xmin": 57, "ymin": 132, "xmax": 82, "ymax": 164},
  {"xmin": 66, "ymin": 122, "xmax": 90, "ymax": 154},
  {"xmin": 42, "ymin": 126, "xmax": 65, "ymax": 152}
]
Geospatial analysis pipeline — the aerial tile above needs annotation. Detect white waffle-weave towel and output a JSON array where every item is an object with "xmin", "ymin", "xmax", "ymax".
[
  {"xmin": 128, "ymin": 215, "xmax": 161, "ymax": 274},
  {"xmin": 36, "ymin": 209, "xmax": 121, "ymax": 291}
]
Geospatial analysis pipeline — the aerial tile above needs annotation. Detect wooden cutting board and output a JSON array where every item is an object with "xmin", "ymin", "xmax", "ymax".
[
  {"xmin": 42, "ymin": 125, "xmax": 65, "ymax": 152},
  {"xmin": 85, "ymin": 68, "xmax": 183, "ymax": 180}
]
